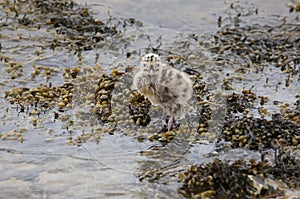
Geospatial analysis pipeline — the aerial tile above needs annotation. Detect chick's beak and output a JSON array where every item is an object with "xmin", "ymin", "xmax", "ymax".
[{"xmin": 149, "ymin": 65, "xmax": 154, "ymax": 72}]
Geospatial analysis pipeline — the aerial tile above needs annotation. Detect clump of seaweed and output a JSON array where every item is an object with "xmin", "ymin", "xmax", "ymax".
[
  {"xmin": 4, "ymin": 82, "xmax": 74, "ymax": 113},
  {"xmin": 226, "ymin": 86, "xmax": 256, "ymax": 115},
  {"xmin": 178, "ymin": 152, "xmax": 300, "ymax": 198},
  {"xmin": 202, "ymin": 17, "xmax": 299, "ymax": 74},
  {"xmin": 128, "ymin": 91, "xmax": 151, "ymax": 127},
  {"xmin": 222, "ymin": 114, "xmax": 299, "ymax": 150},
  {"xmin": 0, "ymin": 0, "xmax": 142, "ymax": 51},
  {"xmin": 94, "ymin": 71, "xmax": 120, "ymax": 123}
]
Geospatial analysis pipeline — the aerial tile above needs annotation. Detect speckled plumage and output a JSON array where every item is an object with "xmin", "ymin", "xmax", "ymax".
[{"xmin": 133, "ymin": 53, "xmax": 193, "ymax": 131}]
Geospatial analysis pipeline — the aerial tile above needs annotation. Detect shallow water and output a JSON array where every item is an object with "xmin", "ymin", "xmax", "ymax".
[
  {"xmin": 0, "ymin": 0, "xmax": 299, "ymax": 198},
  {"xmin": 77, "ymin": 0, "xmax": 294, "ymax": 33}
]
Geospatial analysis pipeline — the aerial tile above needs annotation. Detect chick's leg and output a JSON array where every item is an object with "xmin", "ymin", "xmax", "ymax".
[{"xmin": 167, "ymin": 114, "xmax": 174, "ymax": 132}]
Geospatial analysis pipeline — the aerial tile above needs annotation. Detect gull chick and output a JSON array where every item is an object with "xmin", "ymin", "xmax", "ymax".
[{"xmin": 133, "ymin": 53, "xmax": 193, "ymax": 131}]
